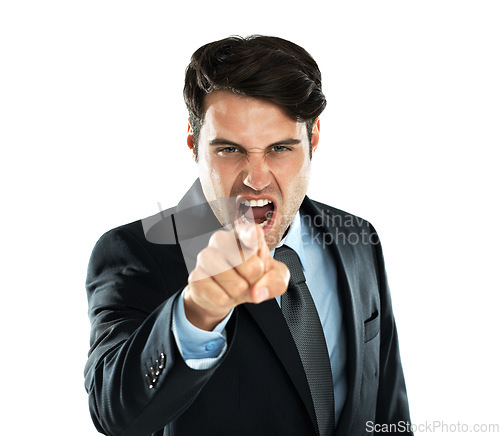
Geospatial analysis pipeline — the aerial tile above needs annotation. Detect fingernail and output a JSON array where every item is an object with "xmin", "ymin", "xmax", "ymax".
[{"xmin": 255, "ymin": 286, "xmax": 269, "ymax": 303}]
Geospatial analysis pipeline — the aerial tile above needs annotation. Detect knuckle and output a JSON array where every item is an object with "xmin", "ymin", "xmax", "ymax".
[
  {"xmin": 195, "ymin": 249, "xmax": 207, "ymax": 266},
  {"xmin": 209, "ymin": 229, "xmax": 231, "ymax": 247},
  {"xmin": 213, "ymin": 291, "xmax": 231, "ymax": 307},
  {"xmin": 188, "ymin": 269, "xmax": 205, "ymax": 283},
  {"xmin": 231, "ymin": 279, "xmax": 249, "ymax": 297},
  {"xmin": 270, "ymin": 269, "xmax": 289, "ymax": 291},
  {"xmin": 188, "ymin": 270, "xmax": 197, "ymax": 284},
  {"xmin": 245, "ymin": 256, "xmax": 264, "ymax": 278},
  {"xmin": 196, "ymin": 248, "xmax": 224, "ymax": 276},
  {"xmin": 207, "ymin": 236, "xmax": 219, "ymax": 249}
]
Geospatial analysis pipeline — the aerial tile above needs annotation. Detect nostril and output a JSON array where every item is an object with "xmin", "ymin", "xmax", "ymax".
[{"xmin": 243, "ymin": 172, "xmax": 271, "ymax": 191}]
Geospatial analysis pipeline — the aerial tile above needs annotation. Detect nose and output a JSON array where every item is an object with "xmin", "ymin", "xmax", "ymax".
[{"xmin": 243, "ymin": 157, "xmax": 272, "ymax": 191}]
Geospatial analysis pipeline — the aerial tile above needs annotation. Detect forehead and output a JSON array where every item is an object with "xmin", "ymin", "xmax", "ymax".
[{"xmin": 201, "ymin": 91, "xmax": 306, "ymax": 142}]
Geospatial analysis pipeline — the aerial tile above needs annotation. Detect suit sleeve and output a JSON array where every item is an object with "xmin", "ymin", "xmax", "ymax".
[
  {"xmin": 84, "ymin": 227, "xmax": 236, "ymax": 436},
  {"xmin": 370, "ymin": 225, "xmax": 412, "ymax": 433}
]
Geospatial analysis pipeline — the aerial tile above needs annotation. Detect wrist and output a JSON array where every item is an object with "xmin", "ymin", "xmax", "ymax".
[{"xmin": 183, "ymin": 289, "xmax": 231, "ymax": 331}]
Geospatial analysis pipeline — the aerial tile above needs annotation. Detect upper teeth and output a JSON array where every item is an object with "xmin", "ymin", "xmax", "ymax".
[{"xmin": 242, "ymin": 199, "xmax": 272, "ymax": 207}]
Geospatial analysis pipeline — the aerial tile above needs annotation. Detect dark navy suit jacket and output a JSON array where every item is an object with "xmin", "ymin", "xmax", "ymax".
[{"xmin": 84, "ymin": 179, "xmax": 412, "ymax": 435}]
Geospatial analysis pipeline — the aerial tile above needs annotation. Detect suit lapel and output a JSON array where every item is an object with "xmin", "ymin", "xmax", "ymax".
[
  {"xmin": 329, "ymin": 236, "xmax": 363, "ymax": 433},
  {"xmin": 300, "ymin": 197, "xmax": 364, "ymax": 433},
  {"xmin": 243, "ymin": 300, "xmax": 319, "ymax": 435}
]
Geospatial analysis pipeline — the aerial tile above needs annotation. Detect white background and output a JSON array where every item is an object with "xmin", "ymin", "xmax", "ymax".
[{"xmin": 1, "ymin": 1, "xmax": 499, "ymax": 434}]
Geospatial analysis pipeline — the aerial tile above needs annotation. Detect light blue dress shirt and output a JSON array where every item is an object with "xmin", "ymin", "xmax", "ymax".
[{"xmin": 172, "ymin": 211, "xmax": 347, "ymax": 424}]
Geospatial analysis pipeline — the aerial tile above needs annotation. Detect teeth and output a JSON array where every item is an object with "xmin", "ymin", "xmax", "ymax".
[
  {"xmin": 258, "ymin": 218, "xmax": 270, "ymax": 227},
  {"xmin": 239, "ymin": 215, "xmax": 270, "ymax": 227},
  {"xmin": 238, "ymin": 199, "xmax": 273, "ymax": 227},
  {"xmin": 242, "ymin": 199, "xmax": 272, "ymax": 207}
]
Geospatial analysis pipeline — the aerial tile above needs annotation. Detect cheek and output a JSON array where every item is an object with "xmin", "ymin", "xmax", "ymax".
[
  {"xmin": 203, "ymin": 158, "xmax": 240, "ymax": 193},
  {"xmin": 210, "ymin": 159, "xmax": 236, "ymax": 179},
  {"xmin": 200, "ymin": 153, "xmax": 223, "ymax": 178},
  {"xmin": 276, "ymin": 155, "xmax": 311, "ymax": 188}
]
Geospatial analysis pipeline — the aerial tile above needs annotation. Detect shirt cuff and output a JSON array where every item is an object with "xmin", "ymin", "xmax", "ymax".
[{"xmin": 171, "ymin": 288, "xmax": 233, "ymax": 370}]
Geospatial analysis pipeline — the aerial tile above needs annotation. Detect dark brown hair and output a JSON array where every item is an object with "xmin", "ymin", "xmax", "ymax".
[{"xmin": 183, "ymin": 35, "xmax": 327, "ymax": 157}]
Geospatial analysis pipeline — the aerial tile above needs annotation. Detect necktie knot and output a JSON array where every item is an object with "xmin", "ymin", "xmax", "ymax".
[{"xmin": 274, "ymin": 245, "xmax": 306, "ymax": 285}]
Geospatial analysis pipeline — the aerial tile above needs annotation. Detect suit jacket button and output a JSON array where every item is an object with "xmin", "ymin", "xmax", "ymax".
[
  {"xmin": 145, "ymin": 373, "xmax": 154, "ymax": 389},
  {"xmin": 150, "ymin": 366, "xmax": 159, "ymax": 377},
  {"xmin": 205, "ymin": 341, "xmax": 216, "ymax": 351}
]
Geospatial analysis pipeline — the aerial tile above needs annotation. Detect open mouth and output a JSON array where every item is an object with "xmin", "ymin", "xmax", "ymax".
[{"xmin": 236, "ymin": 197, "xmax": 276, "ymax": 229}]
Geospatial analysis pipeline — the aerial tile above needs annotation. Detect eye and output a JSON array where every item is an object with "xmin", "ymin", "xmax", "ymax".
[
  {"xmin": 218, "ymin": 147, "xmax": 238, "ymax": 154},
  {"xmin": 271, "ymin": 145, "xmax": 290, "ymax": 152}
]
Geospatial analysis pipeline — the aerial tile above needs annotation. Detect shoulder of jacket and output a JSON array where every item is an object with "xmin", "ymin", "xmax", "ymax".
[{"xmin": 305, "ymin": 197, "xmax": 374, "ymax": 231}]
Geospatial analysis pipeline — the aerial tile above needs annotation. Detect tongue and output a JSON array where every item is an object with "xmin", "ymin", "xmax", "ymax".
[{"xmin": 244, "ymin": 204, "xmax": 273, "ymax": 222}]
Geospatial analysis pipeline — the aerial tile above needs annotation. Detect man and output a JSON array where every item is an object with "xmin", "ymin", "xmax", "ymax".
[{"xmin": 85, "ymin": 35, "xmax": 412, "ymax": 435}]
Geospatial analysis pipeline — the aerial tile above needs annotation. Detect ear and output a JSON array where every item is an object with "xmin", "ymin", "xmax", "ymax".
[
  {"xmin": 187, "ymin": 118, "xmax": 196, "ymax": 160},
  {"xmin": 310, "ymin": 118, "xmax": 320, "ymax": 154}
]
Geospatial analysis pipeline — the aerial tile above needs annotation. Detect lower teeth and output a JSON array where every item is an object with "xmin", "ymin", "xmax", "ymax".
[
  {"xmin": 258, "ymin": 218, "xmax": 270, "ymax": 227},
  {"xmin": 240, "ymin": 215, "xmax": 270, "ymax": 227}
]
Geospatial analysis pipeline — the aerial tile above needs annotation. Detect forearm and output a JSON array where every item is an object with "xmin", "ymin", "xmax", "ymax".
[
  {"xmin": 86, "ymin": 292, "xmax": 234, "ymax": 436},
  {"xmin": 84, "ymin": 228, "xmax": 235, "ymax": 435}
]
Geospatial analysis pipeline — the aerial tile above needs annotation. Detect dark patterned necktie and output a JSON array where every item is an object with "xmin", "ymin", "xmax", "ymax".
[{"xmin": 274, "ymin": 245, "xmax": 335, "ymax": 436}]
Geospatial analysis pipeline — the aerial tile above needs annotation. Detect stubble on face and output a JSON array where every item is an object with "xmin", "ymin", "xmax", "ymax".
[{"xmin": 192, "ymin": 91, "xmax": 316, "ymax": 250}]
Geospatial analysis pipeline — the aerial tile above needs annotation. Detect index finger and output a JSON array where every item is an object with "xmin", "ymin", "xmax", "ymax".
[{"xmin": 233, "ymin": 223, "xmax": 265, "ymax": 259}]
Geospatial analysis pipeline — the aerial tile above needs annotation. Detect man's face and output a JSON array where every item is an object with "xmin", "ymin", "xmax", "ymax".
[{"xmin": 187, "ymin": 90, "xmax": 319, "ymax": 250}]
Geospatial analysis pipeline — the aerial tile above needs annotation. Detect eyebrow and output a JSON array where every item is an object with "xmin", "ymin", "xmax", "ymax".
[{"xmin": 209, "ymin": 138, "xmax": 302, "ymax": 147}]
